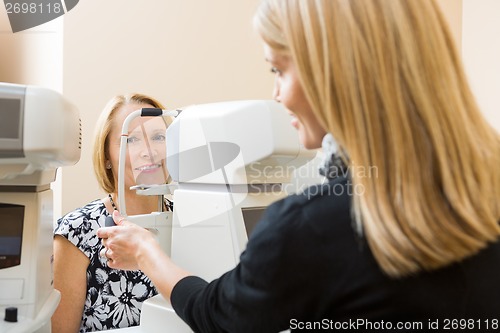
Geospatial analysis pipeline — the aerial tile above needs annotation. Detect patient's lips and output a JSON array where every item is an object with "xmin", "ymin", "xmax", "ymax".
[
  {"xmin": 135, "ymin": 161, "xmax": 167, "ymax": 186},
  {"xmin": 135, "ymin": 163, "xmax": 162, "ymax": 173}
]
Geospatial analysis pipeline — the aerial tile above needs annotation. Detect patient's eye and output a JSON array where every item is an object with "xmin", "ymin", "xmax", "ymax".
[
  {"xmin": 127, "ymin": 136, "xmax": 140, "ymax": 144},
  {"xmin": 270, "ymin": 67, "xmax": 281, "ymax": 75},
  {"xmin": 151, "ymin": 133, "xmax": 166, "ymax": 142}
]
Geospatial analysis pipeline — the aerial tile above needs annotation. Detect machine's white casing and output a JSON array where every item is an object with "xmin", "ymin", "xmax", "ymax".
[
  {"xmin": 0, "ymin": 190, "xmax": 60, "ymax": 333},
  {"xmin": 167, "ymin": 100, "xmax": 314, "ymax": 279},
  {"xmin": 103, "ymin": 100, "xmax": 314, "ymax": 333},
  {"xmin": 166, "ymin": 100, "xmax": 314, "ymax": 186},
  {"xmin": 109, "ymin": 100, "xmax": 314, "ymax": 333},
  {"xmin": 0, "ymin": 82, "xmax": 81, "ymax": 333},
  {"xmin": 116, "ymin": 109, "xmax": 179, "ymax": 257},
  {"xmin": 0, "ymin": 83, "xmax": 81, "ymax": 185}
]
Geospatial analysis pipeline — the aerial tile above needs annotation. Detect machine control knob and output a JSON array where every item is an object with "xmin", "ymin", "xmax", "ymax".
[{"xmin": 4, "ymin": 307, "xmax": 18, "ymax": 322}]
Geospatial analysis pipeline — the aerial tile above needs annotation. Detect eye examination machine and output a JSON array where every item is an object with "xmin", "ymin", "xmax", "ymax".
[
  {"xmin": 0, "ymin": 83, "xmax": 81, "ymax": 333},
  {"xmin": 111, "ymin": 100, "xmax": 316, "ymax": 332}
]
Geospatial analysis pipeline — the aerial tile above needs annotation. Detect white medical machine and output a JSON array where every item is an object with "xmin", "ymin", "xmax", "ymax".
[
  {"xmin": 0, "ymin": 82, "xmax": 81, "ymax": 333},
  {"xmin": 110, "ymin": 100, "xmax": 315, "ymax": 333},
  {"xmin": 168, "ymin": 100, "xmax": 315, "ymax": 281},
  {"xmin": 108, "ymin": 107, "xmax": 180, "ymax": 256}
]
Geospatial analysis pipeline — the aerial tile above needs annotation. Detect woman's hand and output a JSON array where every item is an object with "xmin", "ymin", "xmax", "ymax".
[
  {"xmin": 97, "ymin": 210, "xmax": 191, "ymax": 299},
  {"xmin": 97, "ymin": 210, "xmax": 157, "ymax": 271}
]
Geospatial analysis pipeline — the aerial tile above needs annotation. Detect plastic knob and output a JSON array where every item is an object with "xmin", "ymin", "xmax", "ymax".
[{"xmin": 4, "ymin": 307, "xmax": 17, "ymax": 322}]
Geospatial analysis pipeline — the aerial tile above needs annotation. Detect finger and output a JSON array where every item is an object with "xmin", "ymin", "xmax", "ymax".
[
  {"xmin": 107, "ymin": 258, "xmax": 118, "ymax": 269},
  {"xmin": 99, "ymin": 248, "xmax": 107, "ymax": 258},
  {"xmin": 113, "ymin": 210, "xmax": 132, "ymax": 226},
  {"xmin": 97, "ymin": 227, "xmax": 112, "ymax": 239},
  {"xmin": 106, "ymin": 248, "xmax": 112, "ymax": 260}
]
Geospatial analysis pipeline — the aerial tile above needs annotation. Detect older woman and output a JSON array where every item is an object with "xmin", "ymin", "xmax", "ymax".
[{"xmin": 53, "ymin": 93, "xmax": 172, "ymax": 332}]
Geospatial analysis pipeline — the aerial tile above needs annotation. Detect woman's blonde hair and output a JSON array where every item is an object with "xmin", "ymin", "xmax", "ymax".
[
  {"xmin": 93, "ymin": 93, "xmax": 169, "ymax": 194},
  {"xmin": 255, "ymin": 0, "xmax": 500, "ymax": 277}
]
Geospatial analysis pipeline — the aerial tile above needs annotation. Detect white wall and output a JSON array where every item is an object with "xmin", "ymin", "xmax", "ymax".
[{"xmin": 462, "ymin": 0, "xmax": 500, "ymax": 131}]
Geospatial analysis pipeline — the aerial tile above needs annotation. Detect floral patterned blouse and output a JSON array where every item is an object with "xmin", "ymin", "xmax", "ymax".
[{"xmin": 54, "ymin": 199, "xmax": 158, "ymax": 332}]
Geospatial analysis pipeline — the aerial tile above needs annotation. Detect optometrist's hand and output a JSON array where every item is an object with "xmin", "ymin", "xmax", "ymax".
[
  {"xmin": 97, "ymin": 210, "xmax": 191, "ymax": 299},
  {"xmin": 97, "ymin": 210, "xmax": 158, "ymax": 271}
]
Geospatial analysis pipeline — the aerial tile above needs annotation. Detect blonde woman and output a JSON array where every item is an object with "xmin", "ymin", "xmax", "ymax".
[
  {"xmin": 53, "ymin": 94, "xmax": 172, "ymax": 332},
  {"xmin": 97, "ymin": 1, "xmax": 500, "ymax": 332}
]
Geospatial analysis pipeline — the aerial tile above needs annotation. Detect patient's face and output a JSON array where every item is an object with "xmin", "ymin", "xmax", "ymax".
[{"xmin": 108, "ymin": 103, "xmax": 169, "ymax": 190}]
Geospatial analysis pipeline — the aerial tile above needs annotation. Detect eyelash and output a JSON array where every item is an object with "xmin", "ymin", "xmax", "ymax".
[
  {"xmin": 270, "ymin": 67, "xmax": 281, "ymax": 75},
  {"xmin": 153, "ymin": 134, "xmax": 166, "ymax": 142},
  {"xmin": 127, "ymin": 137, "xmax": 139, "ymax": 144}
]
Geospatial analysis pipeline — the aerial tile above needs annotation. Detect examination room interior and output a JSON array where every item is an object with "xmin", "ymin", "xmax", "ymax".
[
  {"xmin": 1, "ymin": 0, "xmax": 499, "ymax": 217},
  {"xmin": 0, "ymin": 0, "xmax": 499, "ymax": 332}
]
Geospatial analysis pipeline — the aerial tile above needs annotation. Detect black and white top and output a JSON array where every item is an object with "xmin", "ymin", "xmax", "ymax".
[{"xmin": 54, "ymin": 200, "xmax": 158, "ymax": 332}]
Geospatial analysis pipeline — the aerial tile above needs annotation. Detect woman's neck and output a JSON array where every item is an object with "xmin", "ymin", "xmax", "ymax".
[{"xmin": 110, "ymin": 190, "xmax": 160, "ymax": 216}]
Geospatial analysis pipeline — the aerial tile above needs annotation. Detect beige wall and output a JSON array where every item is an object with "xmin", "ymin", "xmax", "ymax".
[
  {"xmin": 0, "ymin": 12, "xmax": 63, "ymax": 90},
  {"xmin": 462, "ymin": 0, "xmax": 500, "ymax": 132},
  {"xmin": 436, "ymin": 0, "xmax": 463, "ymax": 50},
  {"xmin": 436, "ymin": 0, "xmax": 500, "ymax": 131}
]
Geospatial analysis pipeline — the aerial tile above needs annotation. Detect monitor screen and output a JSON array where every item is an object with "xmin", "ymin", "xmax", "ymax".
[
  {"xmin": 0, "ymin": 97, "xmax": 24, "ymax": 158},
  {"xmin": 241, "ymin": 207, "xmax": 266, "ymax": 237},
  {"xmin": 0, "ymin": 203, "xmax": 24, "ymax": 269},
  {"xmin": 0, "ymin": 98, "xmax": 21, "ymax": 139}
]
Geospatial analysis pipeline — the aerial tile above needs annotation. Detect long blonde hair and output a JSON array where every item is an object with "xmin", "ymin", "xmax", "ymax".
[{"xmin": 254, "ymin": 0, "xmax": 500, "ymax": 277}]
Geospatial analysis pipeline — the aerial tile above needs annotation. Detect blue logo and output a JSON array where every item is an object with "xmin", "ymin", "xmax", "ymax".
[{"xmin": 3, "ymin": 0, "xmax": 79, "ymax": 33}]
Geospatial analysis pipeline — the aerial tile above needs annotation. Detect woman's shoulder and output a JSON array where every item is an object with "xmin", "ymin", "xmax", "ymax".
[
  {"xmin": 58, "ymin": 199, "xmax": 106, "ymax": 222},
  {"xmin": 268, "ymin": 176, "xmax": 351, "ymax": 223},
  {"xmin": 55, "ymin": 199, "xmax": 107, "ymax": 236},
  {"xmin": 55, "ymin": 199, "xmax": 108, "ymax": 255},
  {"xmin": 239, "ymin": 176, "xmax": 358, "ymax": 285},
  {"xmin": 250, "ymin": 176, "xmax": 353, "ymax": 244}
]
